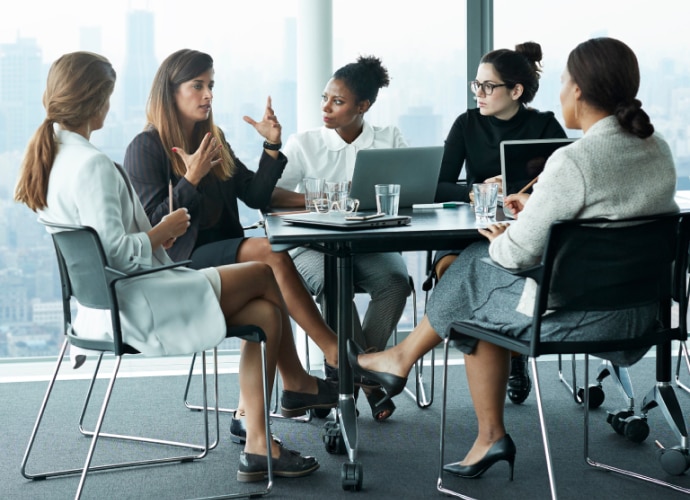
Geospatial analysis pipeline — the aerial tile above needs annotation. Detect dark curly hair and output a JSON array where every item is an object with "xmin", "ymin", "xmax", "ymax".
[{"xmin": 332, "ymin": 55, "xmax": 390, "ymax": 104}]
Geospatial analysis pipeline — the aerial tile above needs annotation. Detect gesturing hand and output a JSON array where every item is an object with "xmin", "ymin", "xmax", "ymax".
[
  {"xmin": 243, "ymin": 96, "xmax": 282, "ymax": 144},
  {"xmin": 174, "ymin": 132, "xmax": 223, "ymax": 187}
]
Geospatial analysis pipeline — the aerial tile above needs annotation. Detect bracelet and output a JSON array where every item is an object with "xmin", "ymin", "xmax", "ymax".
[{"xmin": 263, "ymin": 140, "xmax": 282, "ymax": 151}]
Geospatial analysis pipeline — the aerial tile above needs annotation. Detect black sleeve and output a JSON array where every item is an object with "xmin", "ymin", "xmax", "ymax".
[
  {"xmin": 435, "ymin": 114, "xmax": 469, "ymax": 202},
  {"xmin": 231, "ymin": 149, "xmax": 288, "ymax": 210}
]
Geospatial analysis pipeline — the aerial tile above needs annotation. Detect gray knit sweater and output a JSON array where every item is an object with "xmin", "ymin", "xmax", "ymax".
[{"xmin": 490, "ymin": 115, "xmax": 678, "ymax": 270}]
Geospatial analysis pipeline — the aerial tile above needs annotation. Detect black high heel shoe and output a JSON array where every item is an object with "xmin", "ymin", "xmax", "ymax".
[
  {"xmin": 443, "ymin": 434, "xmax": 516, "ymax": 480},
  {"xmin": 346, "ymin": 340, "xmax": 407, "ymax": 405}
]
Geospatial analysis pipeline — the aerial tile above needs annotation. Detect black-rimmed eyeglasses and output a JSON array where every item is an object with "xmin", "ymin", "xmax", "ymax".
[{"xmin": 469, "ymin": 80, "xmax": 507, "ymax": 96}]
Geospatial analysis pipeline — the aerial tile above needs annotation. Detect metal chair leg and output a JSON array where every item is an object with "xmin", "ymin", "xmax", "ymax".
[
  {"xmin": 397, "ymin": 284, "xmax": 434, "ymax": 408},
  {"xmin": 674, "ymin": 341, "xmax": 690, "ymax": 394},
  {"xmin": 584, "ymin": 352, "xmax": 690, "ymax": 495},
  {"xmin": 436, "ymin": 335, "xmax": 475, "ymax": 499},
  {"xmin": 22, "ymin": 340, "xmax": 216, "ymax": 499},
  {"xmin": 194, "ymin": 339, "xmax": 274, "ymax": 500}
]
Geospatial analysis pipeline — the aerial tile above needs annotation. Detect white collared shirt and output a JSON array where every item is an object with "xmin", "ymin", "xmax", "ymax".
[{"xmin": 277, "ymin": 121, "xmax": 408, "ymax": 191}]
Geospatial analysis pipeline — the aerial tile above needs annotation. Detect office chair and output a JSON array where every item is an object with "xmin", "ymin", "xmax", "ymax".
[
  {"xmin": 21, "ymin": 221, "xmax": 273, "ymax": 499},
  {"xmin": 438, "ymin": 213, "xmax": 690, "ymax": 499}
]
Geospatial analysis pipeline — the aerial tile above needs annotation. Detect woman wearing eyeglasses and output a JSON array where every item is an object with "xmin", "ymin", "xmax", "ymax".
[
  {"xmin": 436, "ymin": 41, "xmax": 566, "ymax": 204},
  {"xmin": 432, "ymin": 42, "xmax": 567, "ymax": 405}
]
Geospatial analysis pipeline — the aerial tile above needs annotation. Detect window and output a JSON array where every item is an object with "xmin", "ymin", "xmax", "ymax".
[
  {"xmin": 0, "ymin": 1, "xmax": 468, "ymax": 359},
  {"xmin": 493, "ymin": 0, "xmax": 690, "ymax": 182}
]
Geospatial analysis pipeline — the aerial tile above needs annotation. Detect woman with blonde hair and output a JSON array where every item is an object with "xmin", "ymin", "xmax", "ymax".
[{"xmin": 15, "ymin": 51, "xmax": 320, "ymax": 481}]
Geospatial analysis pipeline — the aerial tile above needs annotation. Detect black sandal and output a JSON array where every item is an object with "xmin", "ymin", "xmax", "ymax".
[{"xmin": 365, "ymin": 387, "xmax": 396, "ymax": 422}]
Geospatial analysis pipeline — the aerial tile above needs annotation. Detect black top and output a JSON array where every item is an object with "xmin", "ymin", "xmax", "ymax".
[
  {"xmin": 435, "ymin": 106, "xmax": 567, "ymax": 202},
  {"xmin": 124, "ymin": 128, "xmax": 287, "ymax": 262}
]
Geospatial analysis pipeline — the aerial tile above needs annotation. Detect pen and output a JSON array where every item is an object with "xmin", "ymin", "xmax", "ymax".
[
  {"xmin": 412, "ymin": 202, "xmax": 465, "ymax": 209},
  {"xmin": 517, "ymin": 176, "xmax": 539, "ymax": 195},
  {"xmin": 168, "ymin": 180, "xmax": 173, "ymax": 213}
]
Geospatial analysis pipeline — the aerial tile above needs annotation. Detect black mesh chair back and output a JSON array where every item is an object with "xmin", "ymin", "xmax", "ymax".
[
  {"xmin": 526, "ymin": 214, "xmax": 685, "ymax": 356},
  {"xmin": 438, "ymin": 212, "xmax": 690, "ymax": 499}
]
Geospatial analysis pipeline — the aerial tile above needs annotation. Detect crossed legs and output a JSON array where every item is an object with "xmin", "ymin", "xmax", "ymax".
[
  {"xmin": 237, "ymin": 237, "xmax": 339, "ymax": 367},
  {"xmin": 216, "ymin": 261, "xmax": 285, "ymax": 458}
]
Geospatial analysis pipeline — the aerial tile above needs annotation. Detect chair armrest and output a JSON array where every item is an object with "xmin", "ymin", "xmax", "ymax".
[
  {"xmin": 480, "ymin": 257, "xmax": 543, "ymax": 282},
  {"xmin": 105, "ymin": 260, "xmax": 193, "ymax": 283}
]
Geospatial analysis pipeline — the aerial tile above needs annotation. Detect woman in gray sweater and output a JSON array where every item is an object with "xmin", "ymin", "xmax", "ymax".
[{"xmin": 348, "ymin": 37, "xmax": 678, "ymax": 479}]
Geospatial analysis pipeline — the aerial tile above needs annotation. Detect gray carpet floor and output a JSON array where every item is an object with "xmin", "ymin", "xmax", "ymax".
[{"xmin": 2, "ymin": 354, "xmax": 690, "ymax": 499}]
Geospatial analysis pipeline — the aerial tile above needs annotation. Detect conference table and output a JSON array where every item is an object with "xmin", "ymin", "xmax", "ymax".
[
  {"xmin": 265, "ymin": 194, "xmax": 690, "ymax": 491},
  {"xmin": 264, "ymin": 203, "xmax": 507, "ymax": 490}
]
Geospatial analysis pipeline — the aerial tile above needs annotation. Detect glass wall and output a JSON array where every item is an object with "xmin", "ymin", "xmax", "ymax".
[
  {"xmin": 493, "ymin": 0, "xmax": 690, "ymax": 182},
  {"xmin": 0, "ymin": 0, "xmax": 467, "ymax": 359}
]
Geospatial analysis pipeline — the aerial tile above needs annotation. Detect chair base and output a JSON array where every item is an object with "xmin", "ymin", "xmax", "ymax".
[
  {"xmin": 557, "ymin": 354, "xmax": 633, "ymax": 410},
  {"xmin": 438, "ymin": 341, "xmax": 690, "ymax": 499},
  {"xmin": 21, "ymin": 340, "xmax": 215, "ymax": 498},
  {"xmin": 22, "ymin": 340, "xmax": 273, "ymax": 499},
  {"xmin": 674, "ymin": 340, "xmax": 690, "ymax": 394}
]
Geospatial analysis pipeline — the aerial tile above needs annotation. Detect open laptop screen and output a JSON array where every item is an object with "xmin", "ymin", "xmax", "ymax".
[
  {"xmin": 500, "ymin": 138, "xmax": 576, "ymax": 218},
  {"xmin": 349, "ymin": 146, "xmax": 444, "ymax": 211}
]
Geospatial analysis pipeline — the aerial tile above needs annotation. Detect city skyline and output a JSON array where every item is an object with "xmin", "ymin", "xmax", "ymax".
[{"xmin": 3, "ymin": 1, "xmax": 690, "ymax": 358}]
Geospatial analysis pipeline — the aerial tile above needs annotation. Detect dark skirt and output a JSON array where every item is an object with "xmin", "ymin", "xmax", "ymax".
[
  {"xmin": 425, "ymin": 241, "xmax": 657, "ymax": 366},
  {"xmin": 189, "ymin": 237, "xmax": 244, "ymax": 269}
]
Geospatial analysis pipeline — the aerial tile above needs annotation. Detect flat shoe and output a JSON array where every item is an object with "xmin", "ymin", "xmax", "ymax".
[
  {"xmin": 237, "ymin": 444, "xmax": 319, "ymax": 482},
  {"xmin": 230, "ymin": 412, "xmax": 247, "ymax": 444},
  {"xmin": 346, "ymin": 339, "xmax": 407, "ymax": 405},
  {"xmin": 280, "ymin": 377, "xmax": 338, "ymax": 418},
  {"xmin": 231, "ymin": 411, "xmax": 282, "ymax": 446}
]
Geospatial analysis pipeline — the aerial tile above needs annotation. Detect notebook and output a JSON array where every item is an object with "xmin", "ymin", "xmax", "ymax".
[
  {"xmin": 349, "ymin": 146, "xmax": 444, "ymax": 211},
  {"xmin": 280, "ymin": 212, "xmax": 411, "ymax": 230},
  {"xmin": 500, "ymin": 138, "xmax": 576, "ymax": 218}
]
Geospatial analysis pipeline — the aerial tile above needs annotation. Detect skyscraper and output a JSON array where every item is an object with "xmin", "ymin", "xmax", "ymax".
[
  {"xmin": 0, "ymin": 37, "xmax": 44, "ymax": 153},
  {"xmin": 122, "ymin": 9, "xmax": 157, "ymax": 124}
]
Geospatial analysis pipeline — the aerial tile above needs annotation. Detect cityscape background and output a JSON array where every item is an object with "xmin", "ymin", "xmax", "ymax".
[{"xmin": 1, "ymin": 1, "xmax": 690, "ymax": 359}]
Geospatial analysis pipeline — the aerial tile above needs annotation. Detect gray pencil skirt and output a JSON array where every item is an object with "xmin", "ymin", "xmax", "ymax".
[{"xmin": 425, "ymin": 241, "xmax": 657, "ymax": 366}]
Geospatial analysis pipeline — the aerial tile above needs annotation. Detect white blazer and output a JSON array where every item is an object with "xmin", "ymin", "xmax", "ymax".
[{"xmin": 39, "ymin": 129, "xmax": 226, "ymax": 356}]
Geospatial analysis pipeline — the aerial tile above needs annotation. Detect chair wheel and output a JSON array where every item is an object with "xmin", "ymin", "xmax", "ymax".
[
  {"xmin": 606, "ymin": 409, "xmax": 634, "ymax": 435},
  {"xmin": 321, "ymin": 421, "xmax": 346, "ymax": 455},
  {"xmin": 658, "ymin": 446, "xmax": 690, "ymax": 475},
  {"xmin": 622, "ymin": 416, "xmax": 649, "ymax": 443},
  {"xmin": 341, "ymin": 461, "xmax": 363, "ymax": 491},
  {"xmin": 576, "ymin": 385, "xmax": 605, "ymax": 409}
]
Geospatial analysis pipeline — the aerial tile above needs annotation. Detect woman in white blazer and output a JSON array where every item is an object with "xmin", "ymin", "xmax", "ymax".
[{"xmin": 14, "ymin": 51, "xmax": 321, "ymax": 481}]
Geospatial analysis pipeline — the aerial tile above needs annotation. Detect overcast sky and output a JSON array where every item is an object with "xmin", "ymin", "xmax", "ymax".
[{"xmin": 3, "ymin": 1, "xmax": 688, "ymax": 71}]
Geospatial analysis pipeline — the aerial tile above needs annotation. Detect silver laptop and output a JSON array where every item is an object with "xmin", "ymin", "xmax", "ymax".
[
  {"xmin": 280, "ymin": 212, "xmax": 411, "ymax": 230},
  {"xmin": 500, "ymin": 138, "xmax": 576, "ymax": 218},
  {"xmin": 349, "ymin": 146, "xmax": 444, "ymax": 211}
]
